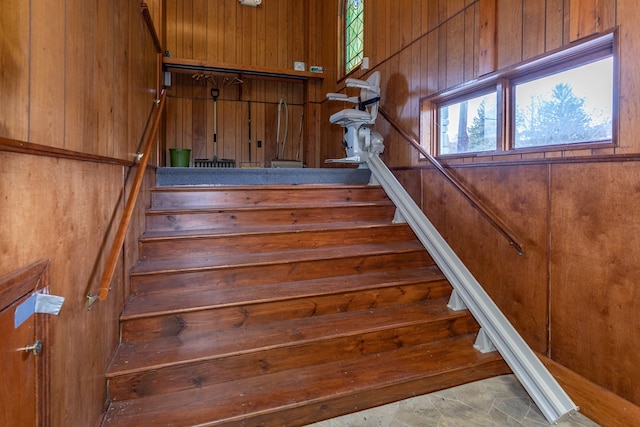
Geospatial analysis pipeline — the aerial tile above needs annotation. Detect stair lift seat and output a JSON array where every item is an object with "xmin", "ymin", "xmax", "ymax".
[{"xmin": 326, "ymin": 71, "xmax": 384, "ymax": 164}]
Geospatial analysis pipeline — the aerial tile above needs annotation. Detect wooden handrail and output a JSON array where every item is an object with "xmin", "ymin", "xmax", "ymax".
[
  {"xmin": 378, "ymin": 106, "xmax": 524, "ymax": 255},
  {"xmin": 92, "ymin": 90, "xmax": 167, "ymax": 304},
  {"xmin": 141, "ymin": 3, "xmax": 162, "ymax": 54}
]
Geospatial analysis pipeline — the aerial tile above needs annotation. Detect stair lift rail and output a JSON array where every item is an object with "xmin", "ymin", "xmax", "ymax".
[{"xmin": 365, "ymin": 152, "xmax": 578, "ymax": 424}]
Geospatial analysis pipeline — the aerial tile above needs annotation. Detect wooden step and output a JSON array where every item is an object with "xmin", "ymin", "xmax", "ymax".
[
  {"xmin": 123, "ymin": 266, "xmax": 445, "ymax": 319},
  {"xmin": 107, "ymin": 300, "xmax": 480, "ymax": 401},
  {"xmin": 121, "ymin": 267, "xmax": 450, "ymax": 341},
  {"xmin": 145, "ymin": 201, "xmax": 396, "ymax": 232},
  {"xmin": 103, "ymin": 181, "xmax": 508, "ymax": 427},
  {"xmin": 150, "ymin": 185, "xmax": 389, "ymax": 210},
  {"xmin": 131, "ymin": 241, "xmax": 433, "ymax": 294},
  {"xmin": 130, "ymin": 241, "xmax": 433, "ymax": 296},
  {"xmin": 109, "ymin": 298, "xmax": 475, "ymax": 378},
  {"xmin": 102, "ymin": 334, "xmax": 509, "ymax": 427},
  {"xmin": 138, "ymin": 222, "xmax": 418, "ymax": 261}
]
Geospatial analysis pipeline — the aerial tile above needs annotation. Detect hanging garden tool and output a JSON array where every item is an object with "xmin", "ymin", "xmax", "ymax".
[
  {"xmin": 212, "ymin": 88, "xmax": 220, "ymax": 161},
  {"xmin": 248, "ymin": 100, "xmax": 252, "ymax": 164},
  {"xmin": 194, "ymin": 87, "xmax": 236, "ymax": 168},
  {"xmin": 242, "ymin": 100, "xmax": 259, "ymax": 167}
]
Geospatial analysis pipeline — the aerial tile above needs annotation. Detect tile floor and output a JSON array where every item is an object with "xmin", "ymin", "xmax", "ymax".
[{"xmin": 307, "ymin": 375, "xmax": 600, "ymax": 427}]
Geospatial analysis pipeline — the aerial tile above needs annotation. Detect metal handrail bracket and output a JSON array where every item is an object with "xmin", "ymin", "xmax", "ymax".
[{"xmin": 366, "ymin": 153, "xmax": 578, "ymax": 424}]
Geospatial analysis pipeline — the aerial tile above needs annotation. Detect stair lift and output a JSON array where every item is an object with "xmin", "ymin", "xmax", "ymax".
[{"xmin": 326, "ymin": 71, "xmax": 384, "ymax": 165}]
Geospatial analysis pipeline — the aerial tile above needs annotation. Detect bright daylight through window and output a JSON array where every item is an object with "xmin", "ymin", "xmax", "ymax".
[
  {"xmin": 430, "ymin": 32, "xmax": 615, "ymax": 156},
  {"xmin": 513, "ymin": 57, "xmax": 613, "ymax": 148},
  {"xmin": 439, "ymin": 91, "xmax": 498, "ymax": 155}
]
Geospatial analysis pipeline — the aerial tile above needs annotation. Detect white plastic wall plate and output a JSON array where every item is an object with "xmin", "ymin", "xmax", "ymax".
[{"xmin": 239, "ymin": 0, "xmax": 261, "ymax": 6}]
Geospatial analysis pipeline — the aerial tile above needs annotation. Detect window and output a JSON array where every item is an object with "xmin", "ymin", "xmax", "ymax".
[
  {"xmin": 424, "ymin": 31, "xmax": 616, "ymax": 157},
  {"xmin": 438, "ymin": 90, "xmax": 498, "ymax": 155},
  {"xmin": 513, "ymin": 57, "xmax": 613, "ymax": 148},
  {"xmin": 345, "ymin": 0, "xmax": 364, "ymax": 74}
]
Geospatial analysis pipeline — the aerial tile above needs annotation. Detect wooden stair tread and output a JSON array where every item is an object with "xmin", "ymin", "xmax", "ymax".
[
  {"xmin": 147, "ymin": 200, "xmax": 395, "ymax": 214},
  {"xmin": 130, "ymin": 240, "xmax": 427, "ymax": 275},
  {"xmin": 152, "ymin": 183, "xmax": 376, "ymax": 191},
  {"xmin": 107, "ymin": 299, "xmax": 465, "ymax": 376},
  {"xmin": 139, "ymin": 220, "xmax": 404, "ymax": 240},
  {"xmin": 122, "ymin": 266, "xmax": 445, "ymax": 319},
  {"xmin": 103, "ymin": 334, "xmax": 507, "ymax": 427},
  {"xmin": 150, "ymin": 185, "xmax": 389, "ymax": 210}
]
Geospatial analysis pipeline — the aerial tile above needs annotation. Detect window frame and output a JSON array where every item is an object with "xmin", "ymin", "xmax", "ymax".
[{"xmin": 421, "ymin": 30, "xmax": 618, "ymax": 159}]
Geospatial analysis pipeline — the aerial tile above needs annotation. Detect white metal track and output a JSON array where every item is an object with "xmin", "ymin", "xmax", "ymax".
[{"xmin": 366, "ymin": 153, "xmax": 578, "ymax": 424}]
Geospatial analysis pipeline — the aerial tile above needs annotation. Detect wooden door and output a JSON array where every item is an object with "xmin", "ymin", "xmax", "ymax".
[{"xmin": 0, "ymin": 260, "xmax": 50, "ymax": 427}]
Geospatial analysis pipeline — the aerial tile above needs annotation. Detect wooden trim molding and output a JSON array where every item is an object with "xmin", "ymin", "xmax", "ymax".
[
  {"xmin": 0, "ymin": 137, "xmax": 133, "ymax": 166},
  {"xmin": 539, "ymin": 355, "xmax": 640, "ymax": 427}
]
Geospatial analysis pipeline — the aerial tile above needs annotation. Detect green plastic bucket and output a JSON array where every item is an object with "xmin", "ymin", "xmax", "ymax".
[{"xmin": 169, "ymin": 148, "xmax": 191, "ymax": 167}]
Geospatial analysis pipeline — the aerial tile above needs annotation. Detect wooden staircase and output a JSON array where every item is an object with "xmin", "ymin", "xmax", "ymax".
[{"xmin": 101, "ymin": 182, "xmax": 510, "ymax": 426}]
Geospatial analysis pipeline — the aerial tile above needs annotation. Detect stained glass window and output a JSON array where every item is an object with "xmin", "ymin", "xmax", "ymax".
[{"xmin": 345, "ymin": 0, "xmax": 364, "ymax": 74}]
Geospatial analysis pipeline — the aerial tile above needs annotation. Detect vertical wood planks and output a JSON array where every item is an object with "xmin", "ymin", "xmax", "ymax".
[
  {"xmin": 569, "ymin": 0, "xmax": 598, "ymax": 41},
  {"xmin": 29, "ymin": 0, "xmax": 65, "ymax": 147},
  {"xmin": 478, "ymin": 0, "xmax": 496, "ymax": 76},
  {"xmin": 0, "ymin": 0, "xmax": 30, "ymax": 141},
  {"xmin": 523, "ymin": 0, "xmax": 546, "ymax": 60}
]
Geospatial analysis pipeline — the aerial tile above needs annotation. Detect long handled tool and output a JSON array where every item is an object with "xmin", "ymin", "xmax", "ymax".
[
  {"xmin": 296, "ymin": 111, "xmax": 303, "ymax": 162},
  {"xmin": 248, "ymin": 100, "xmax": 252, "ymax": 163},
  {"xmin": 211, "ymin": 88, "xmax": 220, "ymax": 161},
  {"xmin": 194, "ymin": 88, "xmax": 235, "ymax": 167}
]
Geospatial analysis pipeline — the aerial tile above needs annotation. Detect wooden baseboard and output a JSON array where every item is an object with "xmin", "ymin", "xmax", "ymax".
[{"xmin": 538, "ymin": 355, "xmax": 640, "ymax": 426}]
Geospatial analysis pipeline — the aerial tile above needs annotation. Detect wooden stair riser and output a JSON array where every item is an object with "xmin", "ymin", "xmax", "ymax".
[
  {"xmin": 139, "ymin": 224, "xmax": 417, "ymax": 261},
  {"xmin": 108, "ymin": 314, "xmax": 481, "ymax": 401},
  {"xmin": 145, "ymin": 203, "xmax": 396, "ymax": 232},
  {"xmin": 130, "ymin": 247, "xmax": 434, "ymax": 296},
  {"xmin": 121, "ymin": 280, "xmax": 453, "ymax": 342},
  {"xmin": 151, "ymin": 186, "xmax": 389, "ymax": 210}
]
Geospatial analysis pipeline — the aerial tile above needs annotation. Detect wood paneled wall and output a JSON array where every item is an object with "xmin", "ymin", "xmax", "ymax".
[
  {"xmin": 162, "ymin": 0, "xmax": 322, "ymax": 167},
  {"xmin": 165, "ymin": 74, "xmax": 306, "ymax": 167},
  {"xmin": 331, "ymin": 0, "xmax": 640, "ymax": 423},
  {"xmin": 0, "ymin": 1, "xmax": 159, "ymax": 426}
]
